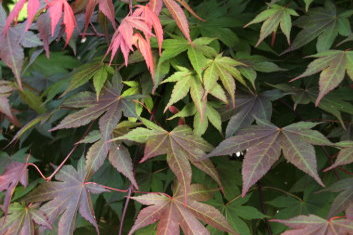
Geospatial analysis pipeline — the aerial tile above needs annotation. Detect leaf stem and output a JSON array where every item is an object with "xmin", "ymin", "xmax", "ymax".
[
  {"xmin": 119, "ymin": 185, "xmax": 133, "ymax": 235},
  {"xmin": 84, "ymin": 182, "xmax": 129, "ymax": 193},
  {"xmin": 261, "ymin": 186, "xmax": 303, "ymax": 202},
  {"xmin": 27, "ymin": 163, "xmax": 47, "ymax": 180},
  {"xmin": 257, "ymin": 183, "xmax": 273, "ymax": 235}
]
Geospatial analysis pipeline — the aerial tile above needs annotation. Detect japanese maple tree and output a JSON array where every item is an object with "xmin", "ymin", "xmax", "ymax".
[{"xmin": 1, "ymin": 0, "xmax": 353, "ymax": 234}]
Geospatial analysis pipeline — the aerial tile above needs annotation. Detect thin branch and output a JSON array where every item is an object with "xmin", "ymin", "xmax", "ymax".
[
  {"xmin": 257, "ymin": 183, "xmax": 273, "ymax": 235},
  {"xmin": 262, "ymin": 186, "xmax": 303, "ymax": 202},
  {"xmin": 85, "ymin": 182, "xmax": 129, "ymax": 193},
  {"xmin": 27, "ymin": 163, "xmax": 47, "ymax": 180},
  {"xmin": 119, "ymin": 185, "xmax": 133, "ymax": 235},
  {"xmin": 46, "ymin": 146, "xmax": 77, "ymax": 181}
]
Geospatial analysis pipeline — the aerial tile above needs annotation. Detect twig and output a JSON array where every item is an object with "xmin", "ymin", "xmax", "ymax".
[
  {"xmin": 119, "ymin": 185, "xmax": 133, "ymax": 235},
  {"xmin": 27, "ymin": 163, "xmax": 47, "ymax": 180},
  {"xmin": 262, "ymin": 186, "xmax": 303, "ymax": 202},
  {"xmin": 257, "ymin": 183, "xmax": 273, "ymax": 235},
  {"xmin": 85, "ymin": 182, "xmax": 129, "ymax": 193}
]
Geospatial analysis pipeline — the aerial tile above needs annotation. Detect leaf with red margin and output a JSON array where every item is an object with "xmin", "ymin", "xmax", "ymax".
[
  {"xmin": 129, "ymin": 184, "xmax": 237, "ymax": 235},
  {"xmin": 205, "ymin": 119, "xmax": 330, "ymax": 196},
  {"xmin": 108, "ymin": 142, "xmax": 138, "ymax": 189},
  {"xmin": 271, "ymin": 215, "xmax": 353, "ymax": 234},
  {"xmin": 163, "ymin": 0, "xmax": 191, "ymax": 41},
  {"xmin": 0, "ymin": 161, "xmax": 28, "ymax": 213},
  {"xmin": 291, "ymin": 50, "xmax": 353, "ymax": 106},
  {"xmin": 117, "ymin": 119, "xmax": 222, "ymax": 201},
  {"xmin": 23, "ymin": 160, "xmax": 108, "ymax": 235}
]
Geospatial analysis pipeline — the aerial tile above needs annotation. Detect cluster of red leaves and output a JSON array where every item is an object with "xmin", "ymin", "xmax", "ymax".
[{"xmin": 3, "ymin": 0, "xmax": 199, "ymax": 83}]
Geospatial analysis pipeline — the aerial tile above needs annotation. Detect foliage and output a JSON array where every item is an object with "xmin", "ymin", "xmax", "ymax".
[{"xmin": 0, "ymin": 0, "xmax": 353, "ymax": 234}]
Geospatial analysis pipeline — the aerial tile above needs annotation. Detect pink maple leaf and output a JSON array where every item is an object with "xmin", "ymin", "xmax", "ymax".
[
  {"xmin": 0, "ymin": 161, "xmax": 28, "ymax": 213},
  {"xmin": 47, "ymin": 0, "xmax": 77, "ymax": 44},
  {"xmin": 107, "ymin": 16, "xmax": 152, "ymax": 65},
  {"xmin": 3, "ymin": 0, "xmax": 41, "ymax": 33}
]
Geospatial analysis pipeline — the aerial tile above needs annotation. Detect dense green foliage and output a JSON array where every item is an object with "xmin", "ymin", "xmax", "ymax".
[{"xmin": 1, "ymin": 0, "xmax": 353, "ymax": 234}]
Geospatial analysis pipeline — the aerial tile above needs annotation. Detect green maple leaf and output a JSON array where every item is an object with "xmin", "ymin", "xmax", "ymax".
[
  {"xmin": 212, "ymin": 194, "xmax": 267, "ymax": 235},
  {"xmin": 291, "ymin": 50, "xmax": 353, "ymax": 105},
  {"xmin": 64, "ymin": 61, "xmax": 114, "ymax": 97},
  {"xmin": 168, "ymin": 102, "xmax": 222, "ymax": 136},
  {"xmin": 244, "ymin": 4, "xmax": 298, "ymax": 46},
  {"xmin": 203, "ymin": 54, "xmax": 247, "ymax": 105},
  {"xmin": 23, "ymin": 160, "xmax": 107, "ymax": 235},
  {"xmin": 234, "ymin": 52, "xmax": 285, "ymax": 88},
  {"xmin": 116, "ymin": 118, "xmax": 222, "ymax": 201},
  {"xmin": 129, "ymin": 184, "xmax": 237, "ymax": 235},
  {"xmin": 283, "ymin": 1, "xmax": 353, "ymax": 53},
  {"xmin": 162, "ymin": 66, "xmax": 206, "ymax": 119},
  {"xmin": 205, "ymin": 119, "xmax": 332, "ymax": 196},
  {"xmin": 0, "ymin": 203, "xmax": 51, "ymax": 235},
  {"xmin": 159, "ymin": 37, "xmax": 217, "ymax": 71}
]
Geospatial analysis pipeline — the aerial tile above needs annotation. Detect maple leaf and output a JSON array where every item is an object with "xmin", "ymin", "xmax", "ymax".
[
  {"xmin": 282, "ymin": 1, "xmax": 353, "ymax": 54},
  {"xmin": 324, "ymin": 141, "xmax": 353, "ymax": 172},
  {"xmin": 116, "ymin": 118, "xmax": 222, "ymax": 200},
  {"xmin": 0, "ymin": 202, "xmax": 52, "ymax": 235},
  {"xmin": 3, "ymin": 0, "xmax": 40, "ymax": 32},
  {"xmin": 320, "ymin": 177, "xmax": 353, "ymax": 219},
  {"xmin": 129, "ymin": 184, "xmax": 237, "ymax": 235},
  {"xmin": 271, "ymin": 215, "xmax": 353, "ymax": 234},
  {"xmin": 83, "ymin": 0, "xmax": 116, "ymax": 32},
  {"xmin": 205, "ymin": 119, "xmax": 332, "ymax": 196},
  {"xmin": 63, "ymin": 61, "xmax": 114, "ymax": 97},
  {"xmin": 134, "ymin": 4, "xmax": 164, "ymax": 54},
  {"xmin": 244, "ymin": 4, "xmax": 298, "ymax": 46},
  {"xmin": 203, "ymin": 54, "xmax": 247, "ymax": 106},
  {"xmin": 0, "ymin": 6, "xmax": 42, "ymax": 89},
  {"xmin": 106, "ymin": 15, "xmax": 153, "ymax": 69},
  {"xmin": 224, "ymin": 91, "xmax": 279, "ymax": 137},
  {"xmin": 234, "ymin": 53, "xmax": 285, "ymax": 88},
  {"xmin": 158, "ymin": 0, "xmax": 204, "ymax": 42},
  {"xmin": 291, "ymin": 50, "xmax": 353, "ymax": 105},
  {"xmin": 269, "ymin": 84, "xmax": 353, "ymax": 128},
  {"xmin": 0, "ymin": 161, "xmax": 28, "ymax": 213},
  {"xmin": 0, "ymin": 80, "xmax": 20, "ymax": 126},
  {"xmin": 47, "ymin": 0, "xmax": 77, "ymax": 44},
  {"xmin": 23, "ymin": 160, "xmax": 108, "ymax": 235},
  {"xmin": 221, "ymin": 193, "xmax": 267, "ymax": 234},
  {"xmin": 168, "ymin": 102, "xmax": 223, "ymax": 136},
  {"xmin": 51, "ymin": 75, "xmax": 136, "ymax": 142},
  {"xmin": 158, "ymin": 37, "xmax": 218, "ymax": 79},
  {"xmin": 162, "ymin": 66, "xmax": 206, "ymax": 119}
]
